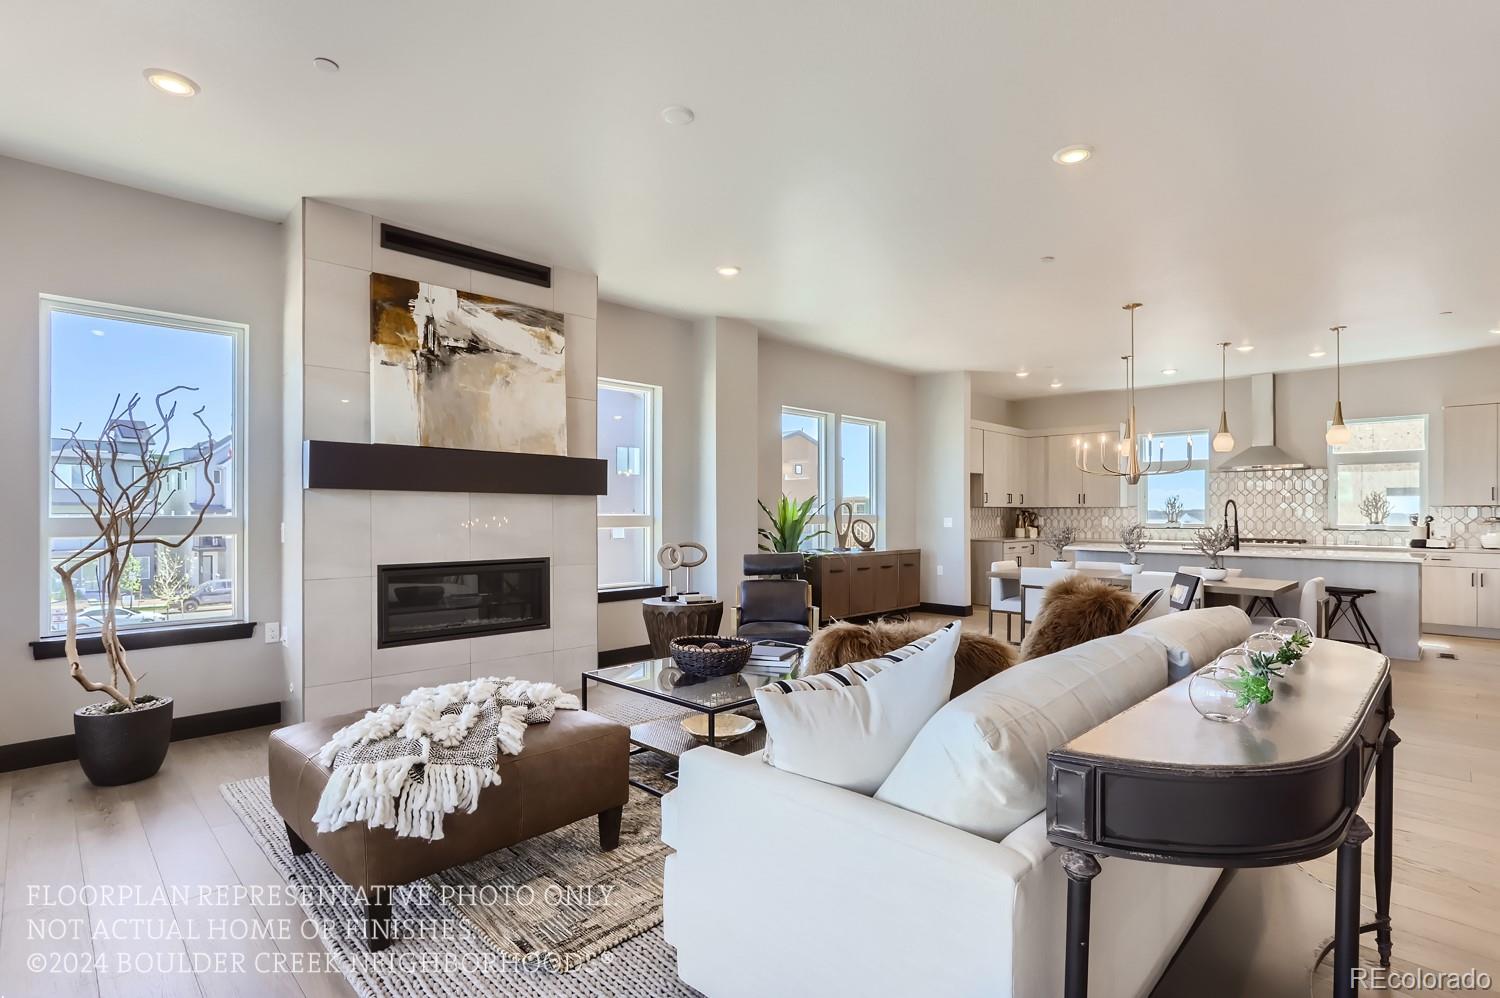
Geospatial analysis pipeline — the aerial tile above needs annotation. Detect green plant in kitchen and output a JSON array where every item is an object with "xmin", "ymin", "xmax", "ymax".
[
  {"xmin": 1191, "ymin": 524, "xmax": 1236, "ymax": 571},
  {"xmin": 1163, "ymin": 494, "xmax": 1185, "ymax": 525},
  {"xmin": 758, "ymin": 494, "xmax": 828, "ymax": 553},
  {"xmin": 1043, "ymin": 524, "xmax": 1078, "ymax": 563},
  {"xmin": 1358, "ymin": 490, "xmax": 1392, "ymax": 526},
  {"xmin": 1120, "ymin": 522, "xmax": 1148, "ymax": 565}
]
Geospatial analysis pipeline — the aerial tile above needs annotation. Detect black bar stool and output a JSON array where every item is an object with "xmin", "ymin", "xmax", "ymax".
[{"xmin": 1325, "ymin": 586, "xmax": 1381, "ymax": 653}]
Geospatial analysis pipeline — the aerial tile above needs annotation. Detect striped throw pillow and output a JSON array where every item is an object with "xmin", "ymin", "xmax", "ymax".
[{"xmin": 759, "ymin": 626, "xmax": 953, "ymax": 695}]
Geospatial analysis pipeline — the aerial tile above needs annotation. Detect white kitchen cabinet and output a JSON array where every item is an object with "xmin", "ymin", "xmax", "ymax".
[
  {"xmin": 1480, "ymin": 570, "xmax": 1500, "ymax": 629},
  {"xmin": 1046, "ymin": 435, "xmax": 1081, "ymax": 507},
  {"xmin": 967, "ymin": 427, "xmax": 983, "ymax": 476},
  {"xmin": 1442, "ymin": 403, "xmax": 1499, "ymax": 506},
  {"xmin": 1002, "ymin": 539, "xmax": 1039, "ymax": 565},
  {"xmin": 1423, "ymin": 563, "xmax": 1479, "ymax": 627},
  {"xmin": 981, "ymin": 430, "xmax": 1029, "ymax": 507},
  {"xmin": 1022, "ymin": 437, "xmax": 1047, "ymax": 508}
]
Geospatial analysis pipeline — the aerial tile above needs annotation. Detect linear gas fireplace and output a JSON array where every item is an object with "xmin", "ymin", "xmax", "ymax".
[{"xmin": 377, "ymin": 558, "xmax": 549, "ymax": 648}]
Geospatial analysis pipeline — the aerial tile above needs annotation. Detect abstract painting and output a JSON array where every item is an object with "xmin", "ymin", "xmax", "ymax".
[{"xmin": 369, "ymin": 273, "xmax": 567, "ymax": 454}]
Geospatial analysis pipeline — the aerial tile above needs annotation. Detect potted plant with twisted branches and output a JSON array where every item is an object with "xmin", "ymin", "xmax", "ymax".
[{"xmin": 52, "ymin": 387, "xmax": 217, "ymax": 786}]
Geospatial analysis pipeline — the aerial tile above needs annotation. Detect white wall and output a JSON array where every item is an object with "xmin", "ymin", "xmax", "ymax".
[
  {"xmin": 0, "ymin": 156, "xmax": 285, "ymax": 744},
  {"xmin": 970, "ymin": 392, "xmax": 1015, "ymax": 426},
  {"xmin": 917, "ymin": 372, "xmax": 972, "ymax": 607}
]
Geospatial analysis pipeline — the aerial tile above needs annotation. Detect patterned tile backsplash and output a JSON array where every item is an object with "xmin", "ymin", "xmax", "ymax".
[{"xmin": 970, "ymin": 469, "xmax": 1500, "ymax": 548}]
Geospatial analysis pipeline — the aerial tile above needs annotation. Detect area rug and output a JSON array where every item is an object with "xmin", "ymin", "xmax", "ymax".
[{"xmin": 221, "ymin": 757, "xmax": 700, "ymax": 997}]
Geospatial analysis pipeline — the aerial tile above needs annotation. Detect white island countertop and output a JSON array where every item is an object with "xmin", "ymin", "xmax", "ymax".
[{"xmin": 1068, "ymin": 541, "xmax": 1430, "ymax": 566}]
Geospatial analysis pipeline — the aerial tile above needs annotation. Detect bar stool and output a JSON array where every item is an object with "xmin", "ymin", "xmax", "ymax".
[{"xmin": 1325, "ymin": 586, "xmax": 1380, "ymax": 653}]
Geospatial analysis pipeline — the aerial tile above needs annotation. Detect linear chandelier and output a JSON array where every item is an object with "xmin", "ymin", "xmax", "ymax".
[{"xmin": 1075, "ymin": 302, "xmax": 1193, "ymax": 486}]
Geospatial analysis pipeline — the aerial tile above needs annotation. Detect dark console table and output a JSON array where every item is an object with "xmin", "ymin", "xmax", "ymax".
[{"xmin": 1046, "ymin": 639, "xmax": 1397, "ymax": 998}]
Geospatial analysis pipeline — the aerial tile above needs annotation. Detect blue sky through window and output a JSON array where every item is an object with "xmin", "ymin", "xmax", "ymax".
[{"xmin": 50, "ymin": 310, "xmax": 233, "ymax": 443}]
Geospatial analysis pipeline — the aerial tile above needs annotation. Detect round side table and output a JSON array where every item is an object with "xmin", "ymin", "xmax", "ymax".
[{"xmin": 642, "ymin": 597, "xmax": 725, "ymax": 657}]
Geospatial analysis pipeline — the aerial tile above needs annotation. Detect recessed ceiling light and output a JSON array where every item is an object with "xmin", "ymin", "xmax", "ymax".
[
  {"xmin": 313, "ymin": 57, "xmax": 340, "ymax": 73},
  {"xmin": 1015, "ymin": 369, "xmax": 1030, "ymax": 378},
  {"xmin": 1049, "ymin": 379, "xmax": 1063, "ymax": 389},
  {"xmin": 1439, "ymin": 310, "xmax": 1453, "ymax": 316},
  {"xmin": 660, "ymin": 105, "xmax": 695, "ymax": 125},
  {"xmin": 143, "ymin": 68, "xmax": 200, "ymax": 97},
  {"xmin": 1234, "ymin": 343, "xmax": 1255, "ymax": 353},
  {"xmin": 339, "ymin": 398, "xmax": 351, "ymax": 404},
  {"xmin": 1489, "ymin": 328, "xmax": 1500, "ymax": 335},
  {"xmin": 1160, "ymin": 367, "xmax": 1178, "ymax": 376},
  {"xmin": 612, "ymin": 414, "xmax": 623, "ymax": 421},
  {"xmin": 1040, "ymin": 255, "xmax": 1055, "ymax": 263},
  {"xmin": 1052, "ymin": 144, "xmax": 1094, "ymax": 165},
  {"xmin": 715, "ymin": 265, "xmax": 740, "ymax": 277},
  {"xmin": 1309, "ymin": 348, "xmax": 1327, "ymax": 358}
]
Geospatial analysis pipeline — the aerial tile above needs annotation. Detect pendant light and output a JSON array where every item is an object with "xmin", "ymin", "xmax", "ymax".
[
  {"xmin": 1325, "ymin": 325, "xmax": 1351, "ymax": 446},
  {"xmin": 1212, "ymin": 341, "xmax": 1235, "ymax": 453}
]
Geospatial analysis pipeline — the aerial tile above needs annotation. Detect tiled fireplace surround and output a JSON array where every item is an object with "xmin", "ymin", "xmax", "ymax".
[{"xmin": 290, "ymin": 199, "xmax": 600, "ymax": 722}]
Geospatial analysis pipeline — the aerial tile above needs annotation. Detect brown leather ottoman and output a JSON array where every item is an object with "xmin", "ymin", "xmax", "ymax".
[{"xmin": 269, "ymin": 707, "xmax": 629, "ymax": 950}]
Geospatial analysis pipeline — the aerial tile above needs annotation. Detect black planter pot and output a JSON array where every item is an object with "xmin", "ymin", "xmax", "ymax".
[{"xmin": 73, "ymin": 696, "xmax": 173, "ymax": 786}]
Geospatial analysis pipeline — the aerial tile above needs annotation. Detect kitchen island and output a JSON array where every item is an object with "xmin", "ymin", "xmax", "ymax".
[{"xmin": 1070, "ymin": 541, "xmax": 1424, "ymax": 660}]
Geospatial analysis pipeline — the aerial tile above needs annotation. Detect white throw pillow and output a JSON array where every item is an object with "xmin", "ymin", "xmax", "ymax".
[
  {"xmin": 753, "ymin": 622, "xmax": 960, "ymax": 795},
  {"xmin": 875, "ymin": 633, "xmax": 1167, "ymax": 841},
  {"xmin": 1128, "ymin": 606, "xmax": 1252, "ymax": 681}
]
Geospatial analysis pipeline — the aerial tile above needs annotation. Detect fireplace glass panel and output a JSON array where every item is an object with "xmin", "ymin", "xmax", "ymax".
[{"xmin": 377, "ymin": 558, "xmax": 549, "ymax": 647}]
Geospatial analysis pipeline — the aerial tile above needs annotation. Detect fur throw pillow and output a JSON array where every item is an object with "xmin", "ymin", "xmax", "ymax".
[
  {"xmin": 1019, "ymin": 575, "xmax": 1139, "ymax": 660},
  {"xmin": 803, "ymin": 619, "xmax": 1016, "ymax": 699}
]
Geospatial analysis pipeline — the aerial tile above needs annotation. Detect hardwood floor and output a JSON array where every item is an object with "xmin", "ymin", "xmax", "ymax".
[{"xmin": 2, "ymin": 627, "xmax": 1496, "ymax": 996}]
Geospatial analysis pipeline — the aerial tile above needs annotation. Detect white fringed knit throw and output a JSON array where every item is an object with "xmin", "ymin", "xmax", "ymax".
[{"xmin": 311, "ymin": 676, "xmax": 579, "ymax": 841}]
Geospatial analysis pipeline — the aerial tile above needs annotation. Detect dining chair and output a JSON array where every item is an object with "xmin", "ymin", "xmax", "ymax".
[
  {"xmin": 1124, "ymin": 588, "xmax": 1165, "ymax": 627},
  {"xmin": 1130, "ymin": 571, "xmax": 1176, "ymax": 621},
  {"xmin": 989, "ymin": 559, "xmax": 1022, "ymax": 643},
  {"xmin": 1167, "ymin": 572, "xmax": 1202, "ymax": 611},
  {"xmin": 1019, "ymin": 566, "xmax": 1078, "ymax": 639},
  {"xmin": 1252, "ymin": 576, "xmax": 1326, "ymax": 637}
]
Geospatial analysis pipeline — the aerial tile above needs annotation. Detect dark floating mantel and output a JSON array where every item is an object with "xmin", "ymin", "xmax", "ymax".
[{"xmin": 304, "ymin": 440, "xmax": 607, "ymax": 496}]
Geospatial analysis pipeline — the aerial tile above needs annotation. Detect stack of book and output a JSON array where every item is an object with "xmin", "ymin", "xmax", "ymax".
[{"xmin": 742, "ymin": 641, "xmax": 801, "ymax": 676}]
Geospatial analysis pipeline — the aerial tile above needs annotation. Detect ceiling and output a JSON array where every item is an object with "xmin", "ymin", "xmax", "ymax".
[{"xmin": 4, "ymin": 1, "xmax": 1499, "ymax": 397}]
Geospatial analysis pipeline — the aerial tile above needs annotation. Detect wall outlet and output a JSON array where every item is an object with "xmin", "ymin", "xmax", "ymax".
[
  {"xmin": 265, "ymin": 622, "xmax": 281, "ymax": 643},
  {"xmin": 936, "ymin": 564, "xmax": 944, "ymax": 576},
  {"xmin": 943, "ymin": 516, "xmax": 953, "ymax": 528}
]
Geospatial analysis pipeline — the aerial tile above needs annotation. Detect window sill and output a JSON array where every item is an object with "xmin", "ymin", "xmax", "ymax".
[
  {"xmin": 597, "ymin": 585, "xmax": 666, "ymax": 604},
  {"xmin": 30, "ymin": 621, "xmax": 257, "ymax": 661}
]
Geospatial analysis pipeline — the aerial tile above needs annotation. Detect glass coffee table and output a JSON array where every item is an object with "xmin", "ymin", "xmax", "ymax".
[{"xmin": 581, "ymin": 656, "xmax": 798, "ymax": 796}]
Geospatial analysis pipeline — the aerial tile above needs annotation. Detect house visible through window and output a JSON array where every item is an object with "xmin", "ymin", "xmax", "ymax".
[
  {"xmin": 1329, "ymin": 415, "xmax": 1426, "ymax": 527},
  {"xmin": 597, "ymin": 379, "xmax": 660, "ymax": 588},
  {"xmin": 779, "ymin": 407, "xmax": 885, "ymax": 549},
  {"xmin": 1140, "ymin": 430, "xmax": 1210, "ymax": 525},
  {"xmin": 42, "ymin": 296, "xmax": 244, "ymax": 635}
]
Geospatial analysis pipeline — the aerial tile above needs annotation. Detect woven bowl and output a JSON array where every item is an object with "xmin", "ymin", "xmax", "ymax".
[{"xmin": 668, "ymin": 635, "xmax": 753, "ymax": 678}]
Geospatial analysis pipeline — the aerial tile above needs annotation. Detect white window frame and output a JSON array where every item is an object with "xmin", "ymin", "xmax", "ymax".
[
  {"xmin": 1137, "ymin": 428, "xmax": 1211, "ymax": 526},
  {"xmin": 837, "ymin": 414, "xmax": 886, "ymax": 546},
  {"xmin": 596, "ymin": 378, "xmax": 661, "ymax": 590},
  {"xmin": 780, "ymin": 405, "xmax": 834, "ymax": 549},
  {"xmin": 39, "ymin": 295, "xmax": 248, "ymax": 635},
  {"xmin": 1327, "ymin": 414, "xmax": 1428, "ymax": 529}
]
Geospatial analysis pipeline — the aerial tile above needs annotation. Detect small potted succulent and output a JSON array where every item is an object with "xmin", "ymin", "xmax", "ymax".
[
  {"xmin": 1191, "ymin": 524, "xmax": 1236, "ymax": 581},
  {"xmin": 52, "ymin": 389, "xmax": 217, "ymax": 786},
  {"xmin": 1119, "ymin": 522, "xmax": 1147, "ymax": 575},
  {"xmin": 1163, "ymin": 494, "xmax": 1185, "ymax": 525},
  {"xmin": 1043, "ymin": 524, "xmax": 1077, "ymax": 569}
]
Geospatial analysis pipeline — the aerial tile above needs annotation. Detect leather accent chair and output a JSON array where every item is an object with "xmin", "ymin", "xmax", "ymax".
[{"xmin": 735, "ymin": 553, "xmax": 818, "ymax": 646}]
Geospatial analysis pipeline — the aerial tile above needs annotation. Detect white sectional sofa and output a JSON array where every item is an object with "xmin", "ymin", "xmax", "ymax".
[{"xmin": 662, "ymin": 607, "xmax": 1252, "ymax": 998}]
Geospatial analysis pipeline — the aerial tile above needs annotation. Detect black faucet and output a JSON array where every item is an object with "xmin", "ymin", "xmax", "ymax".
[{"xmin": 1224, "ymin": 499, "xmax": 1240, "ymax": 551}]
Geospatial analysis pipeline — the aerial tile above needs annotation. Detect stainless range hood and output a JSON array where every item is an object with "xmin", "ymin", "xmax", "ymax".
[{"xmin": 1218, "ymin": 374, "xmax": 1317, "ymax": 472}]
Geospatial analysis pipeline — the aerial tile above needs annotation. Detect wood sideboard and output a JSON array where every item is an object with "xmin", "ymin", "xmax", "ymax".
[{"xmin": 809, "ymin": 549, "xmax": 921, "ymax": 620}]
